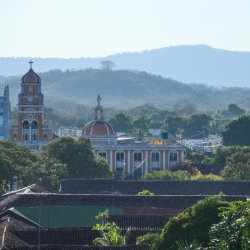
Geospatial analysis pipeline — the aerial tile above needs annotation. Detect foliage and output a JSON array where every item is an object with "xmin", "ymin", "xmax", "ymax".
[
  {"xmin": 157, "ymin": 196, "xmax": 229, "ymax": 249},
  {"xmin": 221, "ymin": 152, "xmax": 250, "ymax": 180},
  {"xmin": 222, "ymin": 115, "xmax": 250, "ymax": 146},
  {"xmin": 161, "ymin": 116, "xmax": 186, "ymax": 137},
  {"xmin": 44, "ymin": 137, "xmax": 112, "ymax": 178},
  {"xmin": 0, "ymin": 141, "xmax": 69, "ymax": 191},
  {"xmin": 141, "ymin": 170, "xmax": 224, "ymax": 181},
  {"xmin": 184, "ymin": 114, "xmax": 211, "ymax": 138},
  {"xmin": 92, "ymin": 210, "xmax": 127, "ymax": 246},
  {"xmin": 175, "ymin": 240, "xmax": 203, "ymax": 250},
  {"xmin": 191, "ymin": 173, "xmax": 223, "ymax": 181},
  {"xmin": 209, "ymin": 200, "xmax": 250, "ymax": 250},
  {"xmin": 213, "ymin": 146, "xmax": 250, "ymax": 164},
  {"xmin": 30, "ymin": 156, "xmax": 68, "ymax": 190},
  {"xmin": 141, "ymin": 170, "xmax": 191, "ymax": 180},
  {"xmin": 138, "ymin": 190, "xmax": 154, "ymax": 196},
  {"xmin": 109, "ymin": 112, "xmax": 132, "ymax": 132},
  {"xmin": 100, "ymin": 60, "xmax": 115, "ymax": 70},
  {"xmin": 136, "ymin": 233, "xmax": 160, "ymax": 249},
  {"xmin": 161, "ymin": 114, "xmax": 211, "ymax": 138},
  {"xmin": 0, "ymin": 141, "xmax": 39, "ymax": 191},
  {"xmin": 222, "ymin": 104, "xmax": 245, "ymax": 118}
]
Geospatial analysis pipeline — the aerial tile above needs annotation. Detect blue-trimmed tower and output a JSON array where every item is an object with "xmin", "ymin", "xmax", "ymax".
[{"xmin": 0, "ymin": 85, "xmax": 11, "ymax": 140}]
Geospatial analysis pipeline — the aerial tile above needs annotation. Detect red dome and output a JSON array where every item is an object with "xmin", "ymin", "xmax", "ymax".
[{"xmin": 82, "ymin": 120, "xmax": 116, "ymax": 136}]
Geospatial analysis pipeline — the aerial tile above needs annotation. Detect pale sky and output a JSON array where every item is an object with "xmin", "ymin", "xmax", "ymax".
[{"xmin": 0, "ymin": 0, "xmax": 250, "ymax": 58}]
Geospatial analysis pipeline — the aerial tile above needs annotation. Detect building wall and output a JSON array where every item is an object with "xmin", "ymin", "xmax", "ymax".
[{"xmin": 95, "ymin": 145, "xmax": 184, "ymax": 176}]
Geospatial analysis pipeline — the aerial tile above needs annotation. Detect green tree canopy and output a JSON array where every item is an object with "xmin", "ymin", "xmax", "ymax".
[
  {"xmin": 0, "ymin": 141, "xmax": 39, "ymax": 191},
  {"xmin": 227, "ymin": 103, "xmax": 245, "ymax": 116},
  {"xmin": 43, "ymin": 137, "xmax": 112, "ymax": 178},
  {"xmin": 138, "ymin": 196, "xmax": 229, "ymax": 250},
  {"xmin": 221, "ymin": 152, "xmax": 250, "ymax": 180},
  {"xmin": 222, "ymin": 115, "xmax": 250, "ymax": 146},
  {"xmin": 109, "ymin": 113, "xmax": 132, "ymax": 132},
  {"xmin": 209, "ymin": 200, "xmax": 250, "ymax": 250}
]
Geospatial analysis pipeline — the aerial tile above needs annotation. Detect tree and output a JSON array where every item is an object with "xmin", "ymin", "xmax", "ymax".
[
  {"xmin": 222, "ymin": 115, "xmax": 250, "ymax": 146},
  {"xmin": 221, "ymin": 152, "xmax": 250, "ymax": 180},
  {"xmin": 0, "ymin": 141, "xmax": 40, "ymax": 191},
  {"xmin": 227, "ymin": 104, "xmax": 245, "ymax": 116},
  {"xmin": 161, "ymin": 116, "xmax": 186, "ymax": 137},
  {"xmin": 92, "ymin": 210, "xmax": 127, "ymax": 246},
  {"xmin": 109, "ymin": 113, "xmax": 132, "ymax": 132},
  {"xmin": 100, "ymin": 60, "xmax": 115, "ymax": 70},
  {"xmin": 157, "ymin": 196, "xmax": 229, "ymax": 249},
  {"xmin": 184, "ymin": 113, "xmax": 211, "ymax": 138},
  {"xmin": 44, "ymin": 137, "xmax": 112, "ymax": 178},
  {"xmin": 209, "ymin": 200, "xmax": 250, "ymax": 250},
  {"xmin": 30, "ymin": 156, "xmax": 68, "ymax": 190}
]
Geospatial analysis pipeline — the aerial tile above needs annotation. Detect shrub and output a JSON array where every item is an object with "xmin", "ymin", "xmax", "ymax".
[{"xmin": 138, "ymin": 190, "xmax": 154, "ymax": 195}]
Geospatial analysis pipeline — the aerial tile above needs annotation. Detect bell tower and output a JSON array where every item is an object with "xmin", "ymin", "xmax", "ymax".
[{"xmin": 17, "ymin": 61, "xmax": 47, "ymax": 147}]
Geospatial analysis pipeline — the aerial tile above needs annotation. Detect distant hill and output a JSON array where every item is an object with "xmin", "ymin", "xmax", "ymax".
[
  {"xmin": 1, "ymin": 69, "xmax": 250, "ymax": 110},
  {"xmin": 0, "ymin": 45, "xmax": 250, "ymax": 87}
]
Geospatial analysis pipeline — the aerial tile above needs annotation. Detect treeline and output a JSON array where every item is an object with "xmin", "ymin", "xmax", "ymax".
[
  {"xmin": 0, "ymin": 138, "xmax": 112, "ymax": 193},
  {"xmin": 3, "ymin": 68, "xmax": 250, "ymax": 110}
]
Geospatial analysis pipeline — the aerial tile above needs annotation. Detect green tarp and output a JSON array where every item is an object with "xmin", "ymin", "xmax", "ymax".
[{"xmin": 9, "ymin": 206, "xmax": 123, "ymax": 228}]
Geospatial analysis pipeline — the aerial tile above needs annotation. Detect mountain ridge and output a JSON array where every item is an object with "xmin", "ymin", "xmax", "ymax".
[{"xmin": 0, "ymin": 45, "xmax": 250, "ymax": 87}]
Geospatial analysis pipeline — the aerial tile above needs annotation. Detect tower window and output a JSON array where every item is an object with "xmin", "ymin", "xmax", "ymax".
[
  {"xmin": 31, "ymin": 120, "xmax": 38, "ymax": 129},
  {"xmin": 23, "ymin": 120, "xmax": 29, "ymax": 129},
  {"xmin": 32, "ymin": 133, "xmax": 37, "ymax": 141},
  {"xmin": 23, "ymin": 134, "xmax": 29, "ymax": 141}
]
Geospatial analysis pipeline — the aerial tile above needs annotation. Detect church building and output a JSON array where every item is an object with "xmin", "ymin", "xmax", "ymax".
[
  {"xmin": 9, "ymin": 62, "xmax": 53, "ymax": 150},
  {"xmin": 82, "ymin": 96, "xmax": 185, "ymax": 176}
]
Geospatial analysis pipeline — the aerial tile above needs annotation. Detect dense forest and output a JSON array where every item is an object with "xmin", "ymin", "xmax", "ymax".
[{"xmin": 1, "ymin": 68, "xmax": 250, "ymax": 111}]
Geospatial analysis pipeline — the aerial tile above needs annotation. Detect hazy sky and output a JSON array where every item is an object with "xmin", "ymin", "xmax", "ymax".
[{"xmin": 0, "ymin": 0, "xmax": 250, "ymax": 58}]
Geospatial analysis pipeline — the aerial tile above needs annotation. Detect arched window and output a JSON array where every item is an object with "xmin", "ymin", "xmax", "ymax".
[
  {"xmin": 23, "ymin": 120, "xmax": 29, "ymax": 129},
  {"xmin": 98, "ymin": 151, "xmax": 107, "ymax": 159},
  {"xmin": 151, "ymin": 152, "xmax": 160, "ymax": 169},
  {"xmin": 116, "ymin": 152, "xmax": 124, "ymax": 169},
  {"xmin": 169, "ymin": 151, "xmax": 178, "ymax": 168},
  {"xmin": 31, "ymin": 120, "xmax": 38, "ymax": 129}
]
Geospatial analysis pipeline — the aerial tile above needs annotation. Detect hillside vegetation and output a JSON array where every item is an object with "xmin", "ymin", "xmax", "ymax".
[{"xmin": 1, "ymin": 68, "xmax": 250, "ymax": 111}]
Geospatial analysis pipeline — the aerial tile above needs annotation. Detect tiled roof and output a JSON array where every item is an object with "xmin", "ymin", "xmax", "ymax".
[
  {"xmin": 0, "ymin": 193, "xmax": 245, "ymax": 213},
  {"xmin": 0, "ymin": 184, "xmax": 51, "ymax": 202},
  {"xmin": 60, "ymin": 179, "xmax": 250, "ymax": 196},
  {"xmin": 82, "ymin": 120, "xmax": 116, "ymax": 136}
]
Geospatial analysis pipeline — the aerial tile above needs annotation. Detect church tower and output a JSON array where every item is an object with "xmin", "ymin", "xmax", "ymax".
[{"xmin": 10, "ymin": 61, "xmax": 52, "ymax": 150}]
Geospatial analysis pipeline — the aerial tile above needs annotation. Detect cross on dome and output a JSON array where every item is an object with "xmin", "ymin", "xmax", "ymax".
[
  {"xmin": 29, "ymin": 60, "xmax": 34, "ymax": 69},
  {"xmin": 97, "ymin": 95, "xmax": 101, "ymax": 105}
]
